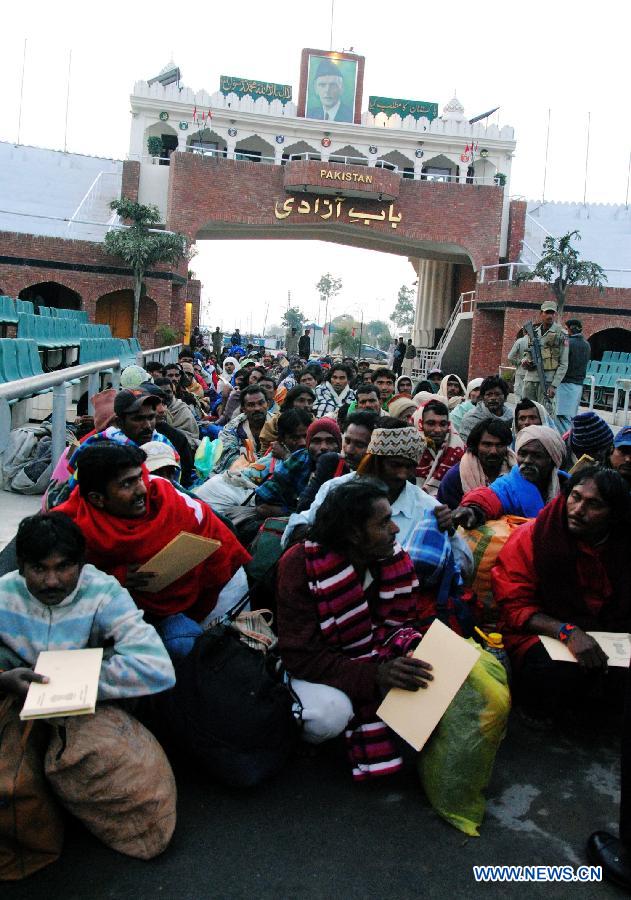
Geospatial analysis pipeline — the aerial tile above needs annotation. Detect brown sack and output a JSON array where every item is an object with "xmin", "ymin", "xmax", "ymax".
[
  {"xmin": 45, "ymin": 704, "xmax": 176, "ymax": 860},
  {"xmin": 0, "ymin": 698, "xmax": 64, "ymax": 880}
]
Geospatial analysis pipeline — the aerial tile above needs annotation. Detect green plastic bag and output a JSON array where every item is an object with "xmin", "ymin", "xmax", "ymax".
[
  {"xmin": 194, "ymin": 436, "xmax": 223, "ymax": 480},
  {"xmin": 418, "ymin": 642, "xmax": 510, "ymax": 836}
]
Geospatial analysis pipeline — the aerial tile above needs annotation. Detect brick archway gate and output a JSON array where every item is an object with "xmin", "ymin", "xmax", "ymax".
[{"xmin": 164, "ymin": 153, "xmax": 505, "ymax": 307}]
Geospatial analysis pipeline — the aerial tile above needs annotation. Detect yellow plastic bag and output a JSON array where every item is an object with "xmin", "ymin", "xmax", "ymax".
[{"xmin": 418, "ymin": 642, "xmax": 510, "ymax": 836}]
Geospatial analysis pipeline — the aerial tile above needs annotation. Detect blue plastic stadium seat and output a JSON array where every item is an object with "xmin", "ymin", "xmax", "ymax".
[
  {"xmin": 0, "ymin": 340, "xmax": 21, "ymax": 384},
  {"xmin": 38, "ymin": 306, "xmax": 52, "ymax": 317},
  {"xmin": 0, "ymin": 296, "xmax": 18, "ymax": 325},
  {"xmin": 15, "ymin": 299, "xmax": 34, "ymax": 316}
]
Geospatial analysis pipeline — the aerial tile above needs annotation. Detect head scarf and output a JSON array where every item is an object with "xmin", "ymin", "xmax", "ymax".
[
  {"xmin": 387, "ymin": 396, "xmax": 417, "ymax": 421},
  {"xmin": 438, "ymin": 373, "xmax": 467, "ymax": 410},
  {"xmin": 465, "ymin": 378, "xmax": 484, "ymax": 400},
  {"xmin": 515, "ymin": 424, "xmax": 566, "ymax": 499},
  {"xmin": 306, "ymin": 417, "xmax": 342, "ymax": 450},
  {"xmin": 92, "ymin": 389, "xmax": 117, "ymax": 432},
  {"xmin": 366, "ymin": 426, "xmax": 422, "ymax": 464},
  {"xmin": 515, "ymin": 424, "xmax": 565, "ymax": 469},
  {"xmin": 395, "ymin": 375, "xmax": 414, "ymax": 395},
  {"xmin": 120, "ymin": 365, "xmax": 150, "ymax": 388}
]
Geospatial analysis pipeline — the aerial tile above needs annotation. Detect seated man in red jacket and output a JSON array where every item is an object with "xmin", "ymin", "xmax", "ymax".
[
  {"xmin": 492, "ymin": 466, "xmax": 631, "ymax": 727},
  {"xmin": 56, "ymin": 442, "xmax": 251, "ymax": 632}
]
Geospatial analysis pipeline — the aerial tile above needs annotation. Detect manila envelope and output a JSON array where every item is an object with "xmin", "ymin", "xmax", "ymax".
[
  {"xmin": 540, "ymin": 632, "xmax": 631, "ymax": 667},
  {"xmin": 377, "ymin": 619, "xmax": 479, "ymax": 752},
  {"xmin": 137, "ymin": 532, "xmax": 221, "ymax": 593}
]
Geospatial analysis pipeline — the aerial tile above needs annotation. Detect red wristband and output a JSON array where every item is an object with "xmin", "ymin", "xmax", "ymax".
[{"xmin": 558, "ymin": 623, "xmax": 576, "ymax": 643}]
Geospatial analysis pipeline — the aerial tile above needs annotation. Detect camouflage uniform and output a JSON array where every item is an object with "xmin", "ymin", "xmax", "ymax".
[{"xmin": 521, "ymin": 322, "xmax": 569, "ymax": 410}]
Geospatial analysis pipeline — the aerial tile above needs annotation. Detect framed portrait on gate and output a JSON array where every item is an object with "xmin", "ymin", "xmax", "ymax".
[{"xmin": 297, "ymin": 49, "xmax": 365, "ymax": 125}]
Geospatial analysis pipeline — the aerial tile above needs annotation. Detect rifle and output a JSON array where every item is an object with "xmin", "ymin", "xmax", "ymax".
[{"xmin": 523, "ymin": 320, "xmax": 554, "ymax": 415}]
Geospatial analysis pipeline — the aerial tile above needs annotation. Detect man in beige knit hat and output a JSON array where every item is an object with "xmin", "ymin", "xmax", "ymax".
[{"xmin": 282, "ymin": 419, "xmax": 472, "ymax": 576}]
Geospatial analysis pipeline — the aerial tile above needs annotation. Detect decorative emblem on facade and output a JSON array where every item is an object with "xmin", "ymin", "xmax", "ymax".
[
  {"xmin": 159, "ymin": 111, "xmax": 169, "ymax": 121},
  {"xmin": 368, "ymin": 145, "xmax": 378, "ymax": 155},
  {"xmin": 321, "ymin": 137, "xmax": 331, "ymax": 148},
  {"xmin": 227, "ymin": 127, "xmax": 238, "ymax": 137},
  {"xmin": 415, "ymin": 148, "xmax": 424, "ymax": 159},
  {"xmin": 179, "ymin": 121, "xmax": 189, "ymax": 131},
  {"xmin": 275, "ymin": 135, "xmax": 285, "ymax": 144}
]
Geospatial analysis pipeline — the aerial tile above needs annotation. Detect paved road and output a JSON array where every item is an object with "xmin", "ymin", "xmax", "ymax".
[{"xmin": 4, "ymin": 716, "xmax": 624, "ymax": 899}]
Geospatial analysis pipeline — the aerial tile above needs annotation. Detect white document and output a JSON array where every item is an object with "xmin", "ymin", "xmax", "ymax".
[
  {"xmin": 377, "ymin": 619, "xmax": 479, "ymax": 752},
  {"xmin": 20, "ymin": 648, "xmax": 103, "ymax": 720},
  {"xmin": 540, "ymin": 632, "xmax": 631, "ymax": 667}
]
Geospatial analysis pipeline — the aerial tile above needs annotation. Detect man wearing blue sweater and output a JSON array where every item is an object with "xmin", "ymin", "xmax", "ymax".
[{"xmin": 0, "ymin": 513, "xmax": 175, "ymax": 700}]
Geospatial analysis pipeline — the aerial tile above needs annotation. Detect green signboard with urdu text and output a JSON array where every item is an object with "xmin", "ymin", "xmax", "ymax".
[
  {"xmin": 219, "ymin": 75, "xmax": 292, "ymax": 103},
  {"xmin": 368, "ymin": 96, "xmax": 438, "ymax": 121}
]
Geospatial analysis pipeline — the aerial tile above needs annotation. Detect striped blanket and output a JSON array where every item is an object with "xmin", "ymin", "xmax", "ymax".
[{"xmin": 304, "ymin": 539, "xmax": 422, "ymax": 781}]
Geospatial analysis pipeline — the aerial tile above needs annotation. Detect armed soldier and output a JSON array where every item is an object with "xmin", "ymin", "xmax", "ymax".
[{"xmin": 520, "ymin": 301, "xmax": 568, "ymax": 412}]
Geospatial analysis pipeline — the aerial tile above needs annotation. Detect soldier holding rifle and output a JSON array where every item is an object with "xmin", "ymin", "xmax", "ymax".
[{"xmin": 520, "ymin": 301, "xmax": 569, "ymax": 415}]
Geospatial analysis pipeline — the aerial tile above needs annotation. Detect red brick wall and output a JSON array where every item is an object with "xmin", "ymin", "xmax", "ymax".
[
  {"xmin": 166, "ymin": 153, "xmax": 505, "ymax": 270},
  {"xmin": 469, "ymin": 279, "xmax": 631, "ymax": 377},
  {"xmin": 468, "ymin": 307, "xmax": 505, "ymax": 379},
  {"xmin": 0, "ymin": 230, "xmax": 180, "ymax": 347},
  {"xmin": 506, "ymin": 200, "xmax": 526, "ymax": 262},
  {"xmin": 121, "ymin": 161, "xmax": 140, "ymax": 202}
]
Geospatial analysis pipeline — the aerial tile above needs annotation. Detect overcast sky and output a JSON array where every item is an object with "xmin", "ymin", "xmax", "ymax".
[{"xmin": 2, "ymin": 1, "xmax": 630, "ymax": 333}]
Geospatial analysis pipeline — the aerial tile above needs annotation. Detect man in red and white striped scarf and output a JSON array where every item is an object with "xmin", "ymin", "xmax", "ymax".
[{"xmin": 277, "ymin": 477, "xmax": 432, "ymax": 781}]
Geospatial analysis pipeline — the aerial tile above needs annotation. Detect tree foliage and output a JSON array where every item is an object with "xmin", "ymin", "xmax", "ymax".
[
  {"xmin": 316, "ymin": 273, "xmax": 343, "ymax": 304},
  {"xmin": 281, "ymin": 306, "xmax": 306, "ymax": 331},
  {"xmin": 329, "ymin": 326, "xmax": 360, "ymax": 357},
  {"xmin": 514, "ymin": 230, "xmax": 606, "ymax": 315},
  {"xmin": 366, "ymin": 319, "xmax": 392, "ymax": 349},
  {"xmin": 390, "ymin": 285, "xmax": 416, "ymax": 329},
  {"xmin": 105, "ymin": 198, "xmax": 188, "ymax": 338}
]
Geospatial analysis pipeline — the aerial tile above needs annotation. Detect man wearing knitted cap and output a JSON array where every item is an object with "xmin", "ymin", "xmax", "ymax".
[
  {"xmin": 282, "ymin": 419, "xmax": 473, "ymax": 577},
  {"xmin": 563, "ymin": 411, "xmax": 614, "ymax": 471},
  {"xmin": 453, "ymin": 424, "xmax": 568, "ymax": 527}
]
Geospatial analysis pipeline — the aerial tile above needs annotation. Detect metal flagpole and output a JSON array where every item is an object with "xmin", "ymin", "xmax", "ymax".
[
  {"xmin": 626, "ymin": 150, "xmax": 631, "ymax": 209},
  {"xmin": 542, "ymin": 108, "xmax": 551, "ymax": 204},
  {"xmin": 63, "ymin": 49, "xmax": 72, "ymax": 153},
  {"xmin": 17, "ymin": 39, "xmax": 27, "ymax": 145},
  {"xmin": 583, "ymin": 111, "xmax": 591, "ymax": 207},
  {"xmin": 329, "ymin": 0, "xmax": 335, "ymax": 50}
]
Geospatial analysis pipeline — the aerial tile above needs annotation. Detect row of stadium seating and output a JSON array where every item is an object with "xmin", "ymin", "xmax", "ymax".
[
  {"xmin": 0, "ymin": 337, "xmax": 140, "ymax": 389},
  {"xmin": 16, "ymin": 313, "xmax": 112, "ymax": 350}
]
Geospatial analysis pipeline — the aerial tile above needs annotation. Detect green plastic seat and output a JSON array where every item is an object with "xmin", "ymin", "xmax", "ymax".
[{"xmin": 0, "ymin": 296, "xmax": 18, "ymax": 324}]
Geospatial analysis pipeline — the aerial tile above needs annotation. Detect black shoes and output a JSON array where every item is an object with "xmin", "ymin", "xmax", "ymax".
[{"xmin": 587, "ymin": 831, "xmax": 631, "ymax": 890}]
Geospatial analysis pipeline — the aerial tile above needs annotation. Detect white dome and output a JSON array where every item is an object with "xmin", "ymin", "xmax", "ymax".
[{"xmin": 442, "ymin": 96, "xmax": 466, "ymax": 121}]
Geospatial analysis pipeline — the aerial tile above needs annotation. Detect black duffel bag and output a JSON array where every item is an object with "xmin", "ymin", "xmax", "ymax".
[{"xmin": 156, "ymin": 623, "xmax": 298, "ymax": 787}]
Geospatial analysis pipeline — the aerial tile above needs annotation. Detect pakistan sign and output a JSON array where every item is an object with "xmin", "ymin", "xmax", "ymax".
[
  {"xmin": 368, "ymin": 96, "xmax": 438, "ymax": 121},
  {"xmin": 220, "ymin": 75, "xmax": 292, "ymax": 103}
]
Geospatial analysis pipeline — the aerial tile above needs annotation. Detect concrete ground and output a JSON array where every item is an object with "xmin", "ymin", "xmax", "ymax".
[{"xmin": 2, "ymin": 714, "xmax": 626, "ymax": 899}]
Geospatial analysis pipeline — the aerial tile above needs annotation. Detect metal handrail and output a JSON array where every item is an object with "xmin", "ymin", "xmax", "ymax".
[
  {"xmin": 479, "ymin": 262, "xmax": 530, "ymax": 283},
  {"xmin": 0, "ymin": 357, "xmax": 122, "ymax": 464},
  {"xmin": 0, "ymin": 343, "xmax": 183, "ymax": 468},
  {"xmin": 68, "ymin": 171, "xmax": 121, "ymax": 230},
  {"xmin": 435, "ymin": 291, "xmax": 476, "ymax": 354},
  {"xmin": 137, "ymin": 344, "xmax": 182, "ymax": 365}
]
